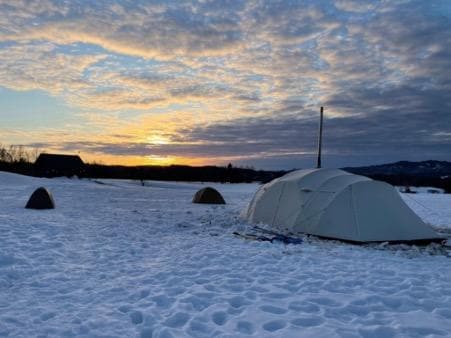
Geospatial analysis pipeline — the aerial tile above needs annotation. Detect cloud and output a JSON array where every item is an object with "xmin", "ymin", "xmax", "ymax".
[
  {"xmin": 0, "ymin": 42, "xmax": 106, "ymax": 94},
  {"xmin": 0, "ymin": 0, "xmax": 245, "ymax": 59},
  {"xmin": 0, "ymin": 0, "xmax": 450, "ymax": 167},
  {"xmin": 26, "ymin": 93, "xmax": 451, "ymax": 168},
  {"xmin": 334, "ymin": 0, "xmax": 378, "ymax": 13}
]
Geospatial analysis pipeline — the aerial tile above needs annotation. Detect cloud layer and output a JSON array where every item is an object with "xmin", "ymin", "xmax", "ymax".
[{"xmin": 0, "ymin": 0, "xmax": 450, "ymax": 168}]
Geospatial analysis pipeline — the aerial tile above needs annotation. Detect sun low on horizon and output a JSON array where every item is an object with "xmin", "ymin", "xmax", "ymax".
[{"xmin": 0, "ymin": 0, "xmax": 450, "ymax": 170}]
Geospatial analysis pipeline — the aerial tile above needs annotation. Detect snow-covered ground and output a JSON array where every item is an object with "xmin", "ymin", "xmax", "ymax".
[{"xmin": 1, "ymin": 171, "xmax": 451, "ymax": 338}]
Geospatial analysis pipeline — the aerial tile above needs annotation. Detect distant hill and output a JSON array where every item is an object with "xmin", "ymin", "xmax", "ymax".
[
  {"xmin": 343, "ymin": 160, "xmax": 451, "ymax": 178},
  {"xmin": 343, "ymin": 160, "xmax": 451, "ymax": 193}
]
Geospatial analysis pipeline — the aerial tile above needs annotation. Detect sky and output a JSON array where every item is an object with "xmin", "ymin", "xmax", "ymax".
[{"xmin": 0, "ymin": 0, "xmax": 450, "ymax": 170}]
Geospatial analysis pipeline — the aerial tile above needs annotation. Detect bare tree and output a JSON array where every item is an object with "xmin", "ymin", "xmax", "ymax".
[
  {"xmin": 0, "ymin": 144, "xmax": 12, "ymax": 162},
  {"xmin": 0, "ymin": 144, "xmax": 40, "ymax": 163}
]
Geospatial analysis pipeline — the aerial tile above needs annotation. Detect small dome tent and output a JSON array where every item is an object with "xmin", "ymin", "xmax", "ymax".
[
  {"xmin": 192, "ymin": 187, "xmax": 226, "ymax": 204},
  {"xmin": 25, "ymin": 187, "xmax": 55, "ymax": 210},
  {"xmin": 244, "ymin": 169, "xmax": 441, "ymax": 243}
]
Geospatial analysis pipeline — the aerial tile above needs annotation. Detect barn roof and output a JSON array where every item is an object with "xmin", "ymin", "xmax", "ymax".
[{"xmin": 35, "ymin": 153, "xmax": 84, "ymax": 170}]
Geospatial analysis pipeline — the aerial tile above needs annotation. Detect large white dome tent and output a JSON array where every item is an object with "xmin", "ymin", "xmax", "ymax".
[
  {"xmin": 244, "ymin": 168, "xmax": 441, "ymax": 243},
  {"xmin": 244, "ymin": 107, "xmax": 442, "ymax": 243}
]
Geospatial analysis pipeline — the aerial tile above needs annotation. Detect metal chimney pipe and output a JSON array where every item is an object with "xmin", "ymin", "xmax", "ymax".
[{"xmin": 316, "ymin": 106, "xmax": 324, "ymax": 169}]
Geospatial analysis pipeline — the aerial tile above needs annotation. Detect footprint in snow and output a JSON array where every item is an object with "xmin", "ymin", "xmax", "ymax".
[
  {"xmin": 227, "ymin": 295, "xmax": 249, "ymax": 308},
  {"xmin": 130, "ymin": 310, "xmax": 144, "ymax": 325},
  {"xmin": 435, "ymin": 307, "xmax": 451, "ymax": 318},
  {"xmin": 163, "ymin": 312, "xmax": 190, "ymax": 328},
  {"xmin": 118, "ymin": 304, "xmax": 131, "ymax": 313},
  {"xmin": 263, "ymin": 292, "xmax": 291, "ymax": 299},
  {"xmin": 188, "ymin": 319, "xmax": 212, "ymax": 336},
  {"xmin": 181, "ymin": 295, "xmax": 212, "ymax": 311},
  {"xmin": 211, "ymin": 311, "xmax": 228, "ymax": 326},
  {"xmin": 288, "ymin": 301, "xmax": 320, "ymax": 313},
  {"xmin": 40, "ymin": 312, "xmax": 56, "ymax": 321},
  {"xmin": 227, "ymin": 307, "xmax": 245, "ymax": 315},
  {"xmin": 236, "ymin": 321, "xmax": 255, "ymax": 335},
  {"xmin": 262, "ymin": 320, "xmax": 286, "ymax": 332},
  {"xmin": 291, "ymin": 317, "xmax": 324, "ymax": 327},
  {"xmin": 152, "ymin": 294, "xmax": 174, "ymax": 308},
  {"xmin": 305, "ymin": 297, "xmax": 342, "ymax": 307},
  {"xmin": 140, "ymin": 328, "xmax": 153, "ymax": 338},
  {"xmin": 244, "ymin": 290, "xmax": 257, "ymax": 300},
  {"xmin": 259, "ymin": 305, "xmax": 288, "ymax": 315}
]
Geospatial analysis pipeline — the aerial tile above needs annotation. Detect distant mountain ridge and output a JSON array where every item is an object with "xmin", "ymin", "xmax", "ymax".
[{"xmin": 343, "ymin": 160, "xmax": 451, "ymax": 177}]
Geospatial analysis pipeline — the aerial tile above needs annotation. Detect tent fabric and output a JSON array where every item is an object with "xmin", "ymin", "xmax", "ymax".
[
  {"xmin": 25, "ymin": 187, "xmax": 55, "ymax": 210},
  {"xmin": 192, "ymin": 187, "xmax": 226, "ymax": 204},
  {"xmin": 244, "ymin": 169, "xmax": 440, "ymax": 243}
]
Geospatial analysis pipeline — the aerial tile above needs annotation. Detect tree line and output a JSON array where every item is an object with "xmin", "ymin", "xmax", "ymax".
[
  {"xmin": 0, "ymin": 144, "xmax": 40, "ymax": 163},
  {"xmin": 0, "ymin": 144, "xmax": 39, "ymax": 176},
  {"xmin": 0, "ymin": 144, "xmax": 285, "ymax": 183},
  {"xmin": 0, "ymin": 143, "xmax": 450, "ymax": 191}
]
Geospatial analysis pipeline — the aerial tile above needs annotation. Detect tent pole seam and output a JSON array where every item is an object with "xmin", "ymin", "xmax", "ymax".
[
  {"xmin": 271, "ymin": 182, "xmax": 285, "ymax": 226},
  {"xmin": 351, "ymin": 185, "xmax": 361, "ymax": 241}
]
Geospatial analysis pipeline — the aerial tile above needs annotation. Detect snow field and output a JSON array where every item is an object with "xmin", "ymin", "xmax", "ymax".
[
  {"xmin": 402, "ymin": 192, "xmax": 451, "ymax": 230},
  {"xmin": 0, "ymin": 172, "xmax": 451, "ymax": 337}
]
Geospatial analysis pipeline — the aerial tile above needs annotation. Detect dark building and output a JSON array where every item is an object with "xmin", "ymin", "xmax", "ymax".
[{"xmin": 34, "ymin": 153, "xmax": 85, "ymax": 177}]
